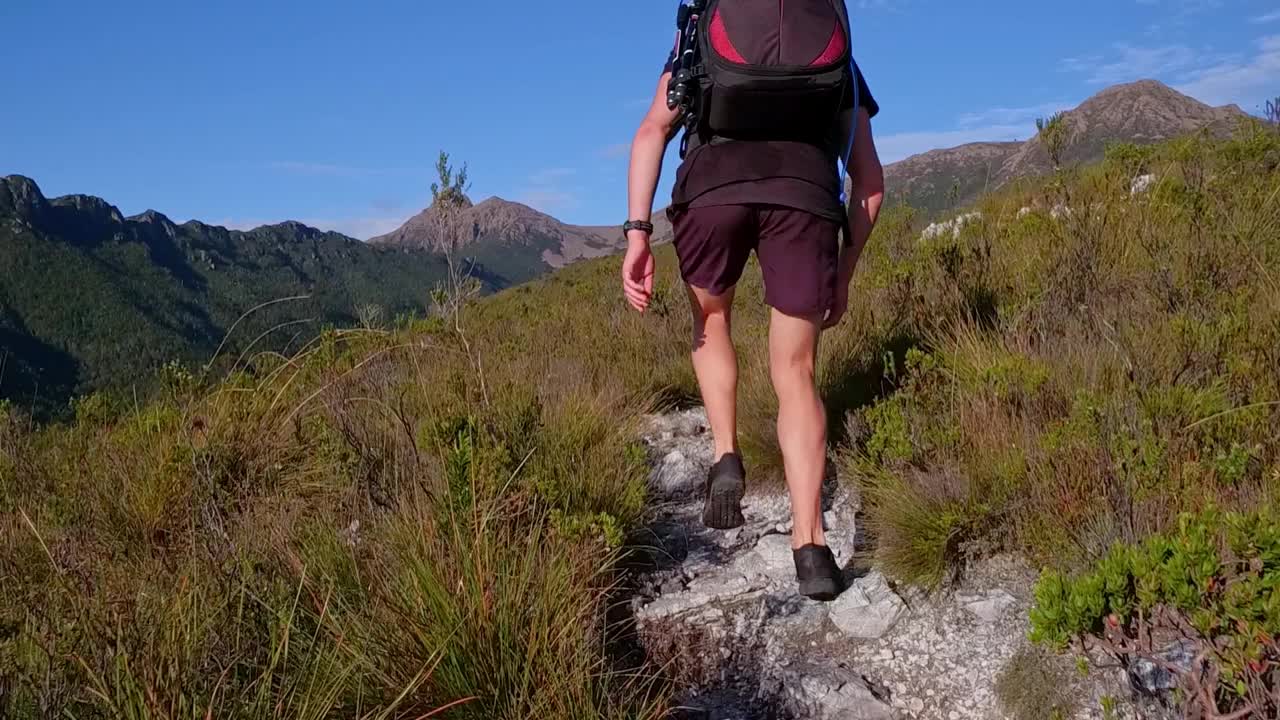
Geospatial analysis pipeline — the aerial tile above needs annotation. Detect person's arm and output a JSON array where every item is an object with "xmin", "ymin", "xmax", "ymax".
[
  {"xmin": 627, "ymin": 72, "xmax": 682, "ymax": 234},
  {"xmin": 621, "ymin": 72, "xmax": 682, "ymax": 312},
  {"xmin": 839, "ymin": 106, "xmax": 884, "ymax": 284}
]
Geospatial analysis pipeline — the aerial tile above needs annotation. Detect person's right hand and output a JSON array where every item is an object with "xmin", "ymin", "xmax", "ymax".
[{"xmin": 621, "ymin": 233, "xmax": 655, "ymax": 312}]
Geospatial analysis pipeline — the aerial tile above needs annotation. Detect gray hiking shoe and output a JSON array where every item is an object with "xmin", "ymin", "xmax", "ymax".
[{"xmin": 701, "ymin": 453, "xmax": 746, "ymax": 530}]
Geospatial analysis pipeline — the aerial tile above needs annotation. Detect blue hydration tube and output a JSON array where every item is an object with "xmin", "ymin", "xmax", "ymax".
[{"xmin": 838, "ymin": 53, "xmax": 860, "ymax": 206}]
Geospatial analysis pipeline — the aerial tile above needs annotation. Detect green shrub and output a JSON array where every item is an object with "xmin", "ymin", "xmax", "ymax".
[
  {"xmin": 1030, "ymin": 508, "xmax": 1280, "ymax": 717},
  {"xmin": 839, "ymin": 128, "xmax": 1280, "ymax": 592}
]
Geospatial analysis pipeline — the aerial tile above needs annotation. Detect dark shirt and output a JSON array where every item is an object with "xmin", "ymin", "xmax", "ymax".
[{"xmin": 661, "ymin": 50, "xmax": 879, "ymax": 223}]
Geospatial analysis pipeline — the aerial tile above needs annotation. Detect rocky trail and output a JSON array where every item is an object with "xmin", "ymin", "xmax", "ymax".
[{"xmin": 626, "ymin": 408, "xmax": 1178, "ymax": 720}]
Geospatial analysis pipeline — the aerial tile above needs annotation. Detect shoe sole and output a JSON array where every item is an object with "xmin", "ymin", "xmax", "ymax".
[
  {"xmin": 799, "ymin": 577, "xmax": 841, "ymax": 602},
  {"xmin": 701, "ymin": 473, "xmax": 745, "ymax": 530}
]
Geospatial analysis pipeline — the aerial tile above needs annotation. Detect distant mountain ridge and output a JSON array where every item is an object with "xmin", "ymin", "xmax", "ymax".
[
  {"xmin": 0, "ymin": 79, "xmax": 1254, "ymax": 418},
  {"xmin": 882, "ymin": 79, "xmax": 1249, "ymax": 215},
  {"xmin": 370, "ymin": 196, "xmax": 630, "ymax": 286},
  {"xmin": 375, "ymin": 80, "xmax": 1248, "ymax": 276},
  {"xmin": 0, "ymin": 175, "xmax": 497, "ymax": 418}
]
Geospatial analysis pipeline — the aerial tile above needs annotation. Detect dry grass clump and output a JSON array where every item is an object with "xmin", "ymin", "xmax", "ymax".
[{"xmin": 0, "ymin": 256, "xmax": 686, "ymax": 718}]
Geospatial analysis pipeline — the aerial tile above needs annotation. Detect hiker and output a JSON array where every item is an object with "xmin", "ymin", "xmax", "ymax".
[{"xmin": 621, "ymin": 0, "xmax": 884, "ymax": 601}]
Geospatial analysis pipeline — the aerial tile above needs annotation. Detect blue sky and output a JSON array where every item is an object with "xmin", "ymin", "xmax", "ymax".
[{"xmin": 2, "ymin": 1, "xmax": 1277, "ymax": 237}]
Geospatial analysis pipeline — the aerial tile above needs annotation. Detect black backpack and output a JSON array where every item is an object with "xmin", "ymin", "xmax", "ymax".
[{"xmin": 670, "ymin": 0, "xmax": 857, "ymax": 164}]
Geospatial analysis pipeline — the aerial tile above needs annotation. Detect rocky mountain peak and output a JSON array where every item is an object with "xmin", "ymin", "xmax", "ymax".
[
  {"xmin": 369, "ymin": 194, "xmax": 625, "ymax": 278},
  {"xmin": 885, "ymin": 79, "xmax": 1250, "ymax": 216},
  {"xmin": 0, "ymin": 175, "xmax": 50, "ymax": 221}
]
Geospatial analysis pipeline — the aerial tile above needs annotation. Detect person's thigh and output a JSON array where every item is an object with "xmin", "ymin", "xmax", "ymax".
[
  {"xmin": 753, "ymin": 206, "xmax": 840, "ymax": 319},
  {"xmin": 671, "ymin": 205, "xmax": 757, "ymax": 297}
]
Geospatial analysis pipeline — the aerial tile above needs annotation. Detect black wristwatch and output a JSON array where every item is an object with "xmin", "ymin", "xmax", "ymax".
[{"xmin": 622, "ymin": 220, "xmax": 654, "ymax": 235}]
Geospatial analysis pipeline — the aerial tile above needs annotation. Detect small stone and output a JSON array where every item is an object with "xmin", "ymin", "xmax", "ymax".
[
  {"xmin": 907, "ymin": 698, "xmax": 925, "ymax": 713},
  {"xmin": 773, "ymin": 598, "xmax": 831, "ymax": 636},
  {"xmin": 747, "ymin": 533, "xmax": 794, "ymax": 577},
  {"xmin": 642, "ymin": 571, "xmax": 760, "ymax": 619},
  {"xmin": 1130, "ymin": 638, "xmax": 1197, "ymax": 694},
  {"xmin": 805, "ymin": 673, "xmax": 895, "ymax": 720},
  {"xmin": 829, "ymin": 572, "xmax": 906, "ymax": 639},
  {"xmin": 659, "ymin": 577, "xmax": 685, "ymax": 594},
  {"xmin": 959, "ymin": 590, "xmax": 1017, "ymax": 623},
  {"xmin": 824, "ymin": 527, "xmax": 859, "ymax": 562},
  {"xmin": 650, "ymin": 448, "xmax": 705, "ymax": 497}
]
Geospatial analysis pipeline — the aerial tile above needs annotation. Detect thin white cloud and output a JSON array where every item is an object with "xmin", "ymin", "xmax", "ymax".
[
  {"xmin": 267, "ymin": 161, "xmax": 395, "ymax": 178},
  {"xmin": 1174, "ymin": 34, "xmax": 1280, "ymax": 107},
  {"xmin": 1057, "ymin": 33, "xmax": 1278, "ymax": 112},
  {"xmin": 957, "ymin": 101, "xmax": 1073, "ymax": 129},
  {"xmin": 1061, "ymin": 44, "xmax": 1203, "ymax": 84},
  {"xmin": 596, "ymin": 143, "xmax": 631, "ymax": 160},
  {"xmin": 527, "ymin": 167, "xmax": 576, "ymax": 185},
  {"xmin": 1137, "ymin": 0, "xmax": 1225, "ymax": 34},
  {"xmin": 514, "ymin": 167, "xmax": 582, "ymax": 214},
  {"xmin": 1251, "ymin": 9, "xmax": 1280, "ymax": 24},
  {"xmin": 514, "ymin": 189, "xmax": 579, "ymax": 214}
]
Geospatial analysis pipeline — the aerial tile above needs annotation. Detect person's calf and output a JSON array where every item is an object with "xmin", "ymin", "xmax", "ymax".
[
  {"xmin": 767, "ymin": 309, "xmax": 830, "ymax": 552},
  {"xmin": 779, "ymin": 414, "xmax": 826, "ymax": 549},
  {"xmin": 688, "ymin": 285, "xmax": 747, "ymax": 530},
  {"xmin": 688, "ymin": 285, "xmax": 740, "ymax": 461}
]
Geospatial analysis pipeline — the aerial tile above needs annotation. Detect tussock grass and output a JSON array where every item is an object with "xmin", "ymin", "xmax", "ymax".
[
  {"xmin": 839, "ymin": 121, "xmax": 1280, "ymax": 587},
  {"xmin": 0, "ymin": 256, "xmax": 685, "ymax": 718},
  {"xmin": 994, "ymin": 645, "xmax": 1077, "ymax": 720},
  {"xmin": 4, "ymin": 121, "xmax": 1279, "ymax": 714}
]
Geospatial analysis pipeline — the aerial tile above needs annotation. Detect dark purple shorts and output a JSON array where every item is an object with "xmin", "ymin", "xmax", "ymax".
[{"xmin": 669, "ymin": 204, "xmax": 840, "ymax": 318}]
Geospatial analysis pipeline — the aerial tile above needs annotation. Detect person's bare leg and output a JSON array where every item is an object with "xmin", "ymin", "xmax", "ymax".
[
  {"xmin": 768, "ymin": 308, "xmax": 827, "ymax": 550},
  {"xmin": 687, "ymin": 285, "xmax": 739, "ymax": 460}
]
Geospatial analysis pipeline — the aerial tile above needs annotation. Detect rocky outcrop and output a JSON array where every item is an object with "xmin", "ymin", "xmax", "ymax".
[
  {"xmin": 921, "ymin": 212, "xmax": 983, "ymax": 241},
  {"xmin": 630, "ymin": 407, "xmax": 1176, "ymax": 720}
]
